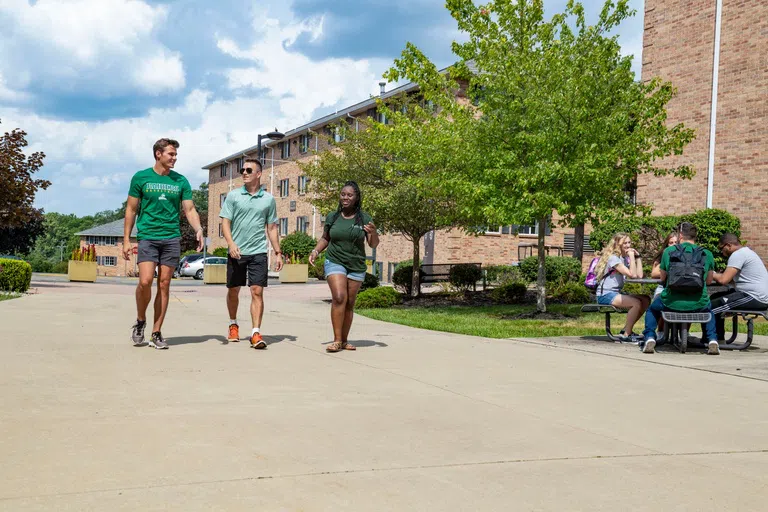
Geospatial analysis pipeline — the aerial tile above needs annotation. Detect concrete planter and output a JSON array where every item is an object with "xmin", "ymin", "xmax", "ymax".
[
  {"xmin": 279, "ymin": 264, "xmax": 309, "ymax": 283},
  {"xmin": 68, "ymin": 261, "xmax": 97, "ymax": 282},
  {"xmin": 203, "ymin": 264, "xmax": 227, "ymax": 284}
]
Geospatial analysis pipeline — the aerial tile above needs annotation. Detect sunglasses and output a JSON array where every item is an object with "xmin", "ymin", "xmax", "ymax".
[{"xmin": 239, "ymin": 167, "xmax": 260, "ymax": 175}]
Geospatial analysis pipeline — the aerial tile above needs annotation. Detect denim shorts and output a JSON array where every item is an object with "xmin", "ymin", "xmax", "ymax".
[
  {"xmin": 597, "ymin": 291, "xmax": 619, "ymax": 305},
  {"xmin": 324, "ymin": 259, "xmax": 365, "ymax": 282}
]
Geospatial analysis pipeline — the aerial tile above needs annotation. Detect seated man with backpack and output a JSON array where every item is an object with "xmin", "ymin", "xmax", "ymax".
[
  {"xmin": 640, "ymin": 222, "xmax": 719, "ymax": 355},
  {"xmin": 710, "ymin": 233, "xmax": 768, "ymax": 340}
]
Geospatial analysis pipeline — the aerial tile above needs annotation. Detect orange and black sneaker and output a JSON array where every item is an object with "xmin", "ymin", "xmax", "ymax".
[
  {"xmin": 250, "ymin": 332, "xmax": 267, "ymax": 350},
  {"xmin": 227, "ymin": 323, "xmax": 240, "ymax": 342}
]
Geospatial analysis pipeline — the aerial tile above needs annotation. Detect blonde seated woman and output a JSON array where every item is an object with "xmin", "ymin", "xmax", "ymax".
[{"xmin": 595, "ymin": 233, "xmax": 650, "ymax": 343}]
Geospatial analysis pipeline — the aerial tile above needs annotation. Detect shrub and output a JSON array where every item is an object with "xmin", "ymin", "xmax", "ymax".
[
  {"xmin": 280, "ymin": 232, "xmax": 316, "ymax": 260},
  {"xmin": 70, "ymin": 244, "xmax": 97, "ymax": 262},
  {"xmin": 0, "ymin": 258, "xmax": 33, "ymax": 293},
  {"xmin": 392, "ymin": 265, "xmax": 424, "ymax": 295},
  {"xmin": 361, "ymin": 272, "xmax": 380, "ymax": 291},
  {"xmin": 51, "ymin": 261, "xmax": 69, "ymax": 274},
  {"xmin": 181, "ymin": 249, "xmax": 199, "ymax": 257},
  {"xmin": 589, "ymin": 208, "xmax": 740, "ymax": 271},
  {"xmin": 311, "ymin": 252, "xmax": 326, "ymax": 279},
  {"xmin": 485, "ymin": 265, "xmax": 521, "ymax": 285},
  {"xmin": 549, "ymin": 281, "xmax": 591, "ymax": 304},
  {"xmin": 26, "ymin": 254, "xmax": 53, "ymax": 273},
  {"xmin": 491, "ymin": 281, "xmax": 528, "ymax": 304},
  {"xmin": 355, "ymin": 286, "xmax": 402, "ymax": 309},
  {"xmin": 519, "ymin": 256, "xmax": 582, "ymax": 284},
  {"xmin": 621, "ymin": 283, "xmax": 657, "ymax": 297},
  {"xmin": 449, "ymin": 263, "xmax": 483, "ymax": 292},
  {"xmin": 212, "ymin": 247, "xmax": 228, "ymax": 258}
]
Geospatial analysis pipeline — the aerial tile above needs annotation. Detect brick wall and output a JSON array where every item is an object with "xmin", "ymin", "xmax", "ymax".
[
  {"xmin": 79, "ymin": 239, "xmax": 138, "ymax": 277},
  {"xmin": 640, "ymin": 0, "xmax": 768, "ymax": 259}
]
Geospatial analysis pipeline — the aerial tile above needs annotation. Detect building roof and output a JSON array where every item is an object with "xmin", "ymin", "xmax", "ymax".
[
  {"xmin": 202, "ymin": 61, "xmax": 475, "ymax": 170},
  {"xmin": 76, "ymin": 219, "xmax": 137, "ymax": 237}
]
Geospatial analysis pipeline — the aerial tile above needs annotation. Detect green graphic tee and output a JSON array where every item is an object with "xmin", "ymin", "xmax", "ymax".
[
  {"xmin": 128, "ymin": 168, "xmax": 192, "ymax": 240},
  {"xmin": 324, "ymin": 211, "xmax": 373, "ymax": 273}
]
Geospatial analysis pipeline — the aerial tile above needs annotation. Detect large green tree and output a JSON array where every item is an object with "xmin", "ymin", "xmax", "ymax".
[
  {"xmin": 301, "ymin": 105, "xmax": 478, "ymax": 296},
  {"xmin": 386, "ymin": 0, "xmax": 695, "ymax": 311}
]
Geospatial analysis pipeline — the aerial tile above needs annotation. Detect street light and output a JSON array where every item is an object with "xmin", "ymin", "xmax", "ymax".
[{"xmin": 257, "ymin": 128, "xmax": 285, "ymax": 162}]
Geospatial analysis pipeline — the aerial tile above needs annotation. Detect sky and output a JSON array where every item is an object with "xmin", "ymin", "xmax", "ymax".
[{"xmin": 0, "ymin": 0, "xmax": 645, "ymax": 216}]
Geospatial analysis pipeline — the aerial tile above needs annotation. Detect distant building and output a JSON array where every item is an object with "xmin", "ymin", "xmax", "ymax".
[{"xmin": 76, "ymin": 220, "xmax": 137, "ymax": 277}]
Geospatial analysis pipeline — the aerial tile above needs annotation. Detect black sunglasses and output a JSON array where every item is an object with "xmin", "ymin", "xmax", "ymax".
[{"xmin": 239, "ymin": 167, "xmax": 260, "ymax": 175}]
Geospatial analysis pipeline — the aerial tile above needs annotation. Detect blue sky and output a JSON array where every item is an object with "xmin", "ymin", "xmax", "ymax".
[{"xmin": 0, "ymin": 0, "xmax": 644, "ymax": 216}]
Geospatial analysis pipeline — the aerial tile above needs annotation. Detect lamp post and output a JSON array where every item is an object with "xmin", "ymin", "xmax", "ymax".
[{"xmin": 257, "ymin": 129, "xmax": 285, "ymax": 163}]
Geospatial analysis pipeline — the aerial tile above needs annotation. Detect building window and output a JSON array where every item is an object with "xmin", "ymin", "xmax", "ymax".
[
  {"xmin": 279, "ymin": 218, "xmax": 288, "ymax": 236},
  {"xmin": 377, "ymin": 112, "xmax": 388, "ymax": 124},
  {"xmin": 281, "ymin": 141, "xmax": 290, "ymax": 159},
  {"xmin": 220, "ymin": 193, "xmax": 226, "ymax": 207},
  {"xmin": 290, "ymin": 201, "xmax": 296, "ymax": 212},
  {"xmin": 484, "ymin": 227, "xmax": 502, "ymax": 235},
  {"xmin": 296, "ymin": 216, "xmax": 309, "ymax": 234},
  {"xmin": 218, "ymin": 222, "xmax": 223, "ymax": 238},
  {"xmin": 334, "ymin": 126, "xmax": 346, "ymax": 143},
  {"xmin": 299, "ymin": 134, "xmax": 311, "ymax": 153},
  {"xmin": 96, "ymin": 256, "xmax": 117, "ymax": 266},
  {"xmin": 298, "ymin": 175, "xmax": 309, "ymax": 195},
  {"xmin": 220, "ymin": 164, "xmax": 227, "ymax": 178},
  {"xmin": 260, "ymin": 148, "xmax": 268, "ymax": 162},
  {"xmin": 85, "ymin": 236, "xmax": 118, "ymax": 246},
  {"xmin": 279, "ymin": 179, "xmax": 290, "ymax": 197}
]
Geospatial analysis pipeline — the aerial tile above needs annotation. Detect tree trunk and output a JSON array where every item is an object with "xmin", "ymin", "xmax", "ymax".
[
  {"xmin": 536, "ymin": 216, "xmax": 547, "ymax": 313},
  {"xmin": 572, "ymin": 223, "xmax": 585, "ymax": 263},
  {"xmin": 411, "ymin": 238, "xmax": 421, "ymax": 297}
]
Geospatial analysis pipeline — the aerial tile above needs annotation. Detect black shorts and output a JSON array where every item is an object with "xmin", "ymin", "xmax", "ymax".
[
  {"xmin": 226, "ymin": 253, "xmax": 269, "ymax": 288},
  {"xmin": 137, "ymin": 238, "xmax": 181, "ymax": 268}
]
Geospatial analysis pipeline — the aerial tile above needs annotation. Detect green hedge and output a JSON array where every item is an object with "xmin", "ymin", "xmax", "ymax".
[
  {"xmin": 449, "ymin": 263, "xmax": 483, "ymax": 291},
  {"xmin": 484, "ymin": 265, "xmax": 521, "ymax": 285},
  {"xmin": 491, "ymin": 281, "xmax": 528, "ymax": 304},
  {"xmin": 280, "ymin": 232, "xmax": 316, "ymax": 260},
  {"xmin": 361, "ymin": 272, "xmax": 380, "ymax": 291},
  {"xmin": 589, "ymin": 209, "xmax": 740, "ymax": 271},
  {"xmin": 0, "ymin": 258, "xmax": 32, "ymax": 293},
  {"xmin": 549, "ymin": 281, "xmax": 591, "ymax": 304},
  {"xmin": 355, "ymin": 287, "xmax": 402, "ymax": 309},
  {"xmin": 392, "ymin": 265, "xmax": 424, "ymax": 295},
  {"xmin": 212, "ymin": 247, "xmax": 228, "ymax": 258},
  {"xmin": 519, "ymin": 256, "xmax": 582, "ymax": 284}
]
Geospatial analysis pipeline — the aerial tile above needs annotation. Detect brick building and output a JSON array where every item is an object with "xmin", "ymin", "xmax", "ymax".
[
  {"xmin": 202, "ymin": 79, "xmax": 586, "ymax": 282},
  {"xmin": 640, "ymin": 0, "xmax": 767, "ymax": 259},
  {"xmin": 76, "ymin": 220, "xmax": 138, "ymax": 277}
]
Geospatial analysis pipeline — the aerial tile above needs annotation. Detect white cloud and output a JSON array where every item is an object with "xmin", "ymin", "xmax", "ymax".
[
  {"xmin": 217, "ymin": 14, "xmax": 389, "ymax": 126},
  {"xmin": 0, "ymin": 0, "xmax": 185, "ymax": 97}
]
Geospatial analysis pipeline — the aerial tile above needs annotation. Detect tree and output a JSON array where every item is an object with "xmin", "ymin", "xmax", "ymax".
[
  {"xmin": 180, "ymin": 182, "xmax": 208, "ymax": 253},
  {"xmin": 0, "ymin": 211, "xmax": 44, "ymax": 255},
  {"xmin": 301, "ymin": 107, "xmax": 478, "ymax": 296},
  {"xmin": 385, "ymin": 0, "xmax": 695, "ymax": 311},
  {"xmin": 0, "ymin": 119, "xmax": 50, "ymax": 229}
]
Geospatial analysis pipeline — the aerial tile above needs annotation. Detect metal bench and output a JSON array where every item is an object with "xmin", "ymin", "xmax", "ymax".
[
  {"xmin": 580, "ymin": 303, "xmax": 629, "ymax": 342},
  {"xmin": 716, "ymin": 310, "xmax": 768, "ymax": 351},
  {"xmin": 660, "ymin": 311, "xmax": 712, "ymax": 353},
  {"xmin": 420, "ymin": 263, "xmax": 485, "ymax": 291}
]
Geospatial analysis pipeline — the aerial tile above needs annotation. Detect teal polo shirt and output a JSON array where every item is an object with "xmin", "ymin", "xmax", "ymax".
[{"xmin": 219, "ymin": 186, "xmax": 278, "ymax": 255}]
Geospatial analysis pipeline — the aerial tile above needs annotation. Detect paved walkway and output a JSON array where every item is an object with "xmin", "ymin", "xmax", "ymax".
[{"xmin": 2, "ymin": 280, "xmax": 768, "ymax": 510}]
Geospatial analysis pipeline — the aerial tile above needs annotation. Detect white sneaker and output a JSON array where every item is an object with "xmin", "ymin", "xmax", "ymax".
[
  {"xmin": 642, "ymin": 339, "xmax": 656, "ymax": 354},
  {"xmin": 708, "ymin": 341, "xmax": 720, "ymax": 355}
]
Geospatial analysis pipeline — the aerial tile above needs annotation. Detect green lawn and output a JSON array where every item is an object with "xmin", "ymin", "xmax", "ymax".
[
  {"xmin": 358, "ymin": 304, "xmax": 768, "ymax": 339},
  {"xmin": 0, "ymin": 293, "xmax": 20, "ymax": 302}
]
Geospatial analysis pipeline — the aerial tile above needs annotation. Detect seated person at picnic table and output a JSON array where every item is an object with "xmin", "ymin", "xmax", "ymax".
[
  {"xmin": 650, "ymin": 232, "xmax": 680, "ymax": 335},
  {"xmin": 640, "ymin": 222, "xmax": 719, "ymax": 355},
  {"xmin": 594, "ymin": 233, "xmax": 649, "ymax": 342},
  {"xmin": 710, "ymin": 233, "xmax": 768, "ymax": 340}
]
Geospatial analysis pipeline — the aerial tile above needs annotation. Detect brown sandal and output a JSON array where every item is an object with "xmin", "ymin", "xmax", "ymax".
[
  {"xmin": 326, "ymin": 341, "xmax": 344, "ymax": 353},
  {"xmin": 341, "ymin": 342, "xmax": 356, "ymax": 351}
]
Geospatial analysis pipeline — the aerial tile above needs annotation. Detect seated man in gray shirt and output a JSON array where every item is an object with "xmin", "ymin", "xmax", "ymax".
[{"xmin": 711, "ymin": 233, "xmax": 768, "ymax": 340}]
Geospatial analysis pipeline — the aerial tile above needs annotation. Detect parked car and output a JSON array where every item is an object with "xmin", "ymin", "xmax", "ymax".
[
  {"xmin": 179, "ymin": 256, "xmax": 227, "ymax": 280},
  {"xmin": 175, "ymin": 253, "xmax": 204, "ymax": 278}
]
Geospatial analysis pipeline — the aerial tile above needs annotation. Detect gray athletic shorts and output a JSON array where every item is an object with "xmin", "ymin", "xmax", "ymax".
[{"xmin": 137, "ymin": 238, "xmax": 181, "ymax": 268}]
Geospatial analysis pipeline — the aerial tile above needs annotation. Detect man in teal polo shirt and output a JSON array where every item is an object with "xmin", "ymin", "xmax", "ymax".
[{"xmin": 220, "ymin": 158, "xmax": 283, "ymax": 349}]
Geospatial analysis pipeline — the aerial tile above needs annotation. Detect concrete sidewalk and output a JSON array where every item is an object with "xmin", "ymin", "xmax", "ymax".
[{"xmin": 1, "ymin": 282, "xmax": 768, "ymax": 511}]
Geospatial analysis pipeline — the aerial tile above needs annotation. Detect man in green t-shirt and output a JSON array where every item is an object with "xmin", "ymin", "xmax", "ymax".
[
  {"xmin": 641, "ymin": 222, "xmax": 719, "ymax": 355},
  {"xmin": 122, "ymin": 138, "xmax": 203, "ymax": 349}
]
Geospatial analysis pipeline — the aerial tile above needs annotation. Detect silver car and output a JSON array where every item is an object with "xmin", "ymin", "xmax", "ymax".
[{"xmin": 179, "ymin": 256, "xmax": 227, "ymax": 280}]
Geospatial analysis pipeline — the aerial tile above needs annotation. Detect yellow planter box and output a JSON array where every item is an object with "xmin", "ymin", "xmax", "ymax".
[
  {"xmin": 68, "ymin": 261, "xmax": 97, "ymax": 282},
  {"xmin": 279, "ymin": 264, "xmax": 309, "ymax": 283},
  {"xmin": 203, "ymin": 264, "xmax": 227, "ymax": 284}
]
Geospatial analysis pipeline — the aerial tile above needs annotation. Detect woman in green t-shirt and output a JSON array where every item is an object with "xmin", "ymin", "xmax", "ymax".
[{"xmin": 309, "ymin": 181, "xmax": 379, "ymax": 353}]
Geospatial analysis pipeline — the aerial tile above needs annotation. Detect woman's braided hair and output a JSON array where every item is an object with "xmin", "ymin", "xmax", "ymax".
[{"xmin": 325, "ymin": 180, "xmax": 364, "ymax": 235}]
